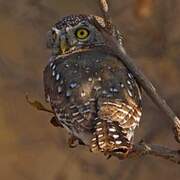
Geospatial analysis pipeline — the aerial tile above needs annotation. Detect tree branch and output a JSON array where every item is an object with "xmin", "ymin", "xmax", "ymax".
[
  {"xmin": 25, "ymin": 97, "xmax": 180, "ymax": 164},
  {"xmin": 111, "ymin": 141, "xmax": 180, "ymax": 165},
  {"xmin": 98, "ymin": 0, "xmax": 180, "ymax": 143}
]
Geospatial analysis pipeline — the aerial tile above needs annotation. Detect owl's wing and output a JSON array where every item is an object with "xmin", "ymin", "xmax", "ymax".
[
  {"xmin": 90, "ymin": 68, "xmax": 142, "ymax": 155},
  {"xmin": 43, "ymin": 59, "xmax": 98, "ymax": 136}
]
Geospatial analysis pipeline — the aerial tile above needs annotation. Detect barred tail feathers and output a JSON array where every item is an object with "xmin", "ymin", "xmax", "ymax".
[{"xmin": 90, "ymin": 100, "xmax": 142, "ymax": 154}]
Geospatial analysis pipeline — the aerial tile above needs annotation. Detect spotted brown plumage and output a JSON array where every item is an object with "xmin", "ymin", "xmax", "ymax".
[{"xmin": 44, "ymin": 14, "xmax": 142, "ymax": 155}]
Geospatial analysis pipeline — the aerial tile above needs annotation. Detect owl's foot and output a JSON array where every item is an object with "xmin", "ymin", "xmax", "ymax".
[
  {"xmin": 68, "ymin": 135, "xmax": 85, "ymax": 148},
  {"xmin": 50, "ymin": 116, "xmax": 64, "ymax": 128},
  {"xmin": 68, "ymin": 135, "xmax": 78, "ymax": 148}
]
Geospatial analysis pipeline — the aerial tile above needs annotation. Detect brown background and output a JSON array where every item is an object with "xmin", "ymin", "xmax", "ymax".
[{"xmin": 0, "ymin": 0, "xmax": 180, "ymax": 179}]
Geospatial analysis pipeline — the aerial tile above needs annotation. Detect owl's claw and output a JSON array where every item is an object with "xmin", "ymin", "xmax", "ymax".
[
  {"xmin": 50, "ymin": 116, "xmax": 64, "ymax": 128},
  {"xmin": 106, "ymin": 154, "xmax": 112, "ymax": 160},
  {"xmin": 68, "ymin": 136, "xmax": 78, "ymax": 148},
  {"xmin": 68, "ymin": 136, "xmax": 85, "ymax": 148}
]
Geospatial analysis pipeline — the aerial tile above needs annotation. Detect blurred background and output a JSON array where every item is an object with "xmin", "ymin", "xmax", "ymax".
[{"xmin": 0, "ymin": 0, "xmax": 180, "ymax": 179}]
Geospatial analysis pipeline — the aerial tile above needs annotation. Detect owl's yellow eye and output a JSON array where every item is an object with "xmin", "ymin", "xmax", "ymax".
[{"xmin": 75, "ymin": 28, "xmax": 89, "ymax": 40}]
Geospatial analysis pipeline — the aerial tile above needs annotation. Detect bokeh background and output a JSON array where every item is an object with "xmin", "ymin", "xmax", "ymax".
[{"xmin": 0, "ymin": 0, "xmax": 180, "ymax": 179}]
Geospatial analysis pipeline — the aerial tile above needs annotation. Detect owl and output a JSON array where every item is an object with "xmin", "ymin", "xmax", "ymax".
[{"xmin": 44, "ymin": 15, "xmax": 142, "ymax": 156}]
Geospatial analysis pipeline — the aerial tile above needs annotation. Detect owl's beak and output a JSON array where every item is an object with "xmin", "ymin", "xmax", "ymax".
[{"xmin": 60, "ymin": 35, "xmax": 69, "ymax": 54}]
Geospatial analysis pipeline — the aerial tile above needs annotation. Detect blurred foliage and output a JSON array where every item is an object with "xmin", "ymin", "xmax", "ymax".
[{"xmin": 0, "ymin": 0, "xmax": 179, "ymax": 180}]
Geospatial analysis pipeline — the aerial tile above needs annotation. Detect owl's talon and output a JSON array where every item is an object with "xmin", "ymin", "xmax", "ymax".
[
  {"xmin": 78, "ymin": 139, "xmax": 85, "ymax": 146},
  {"xmin": 68, "ymin": 136, "xmax": 78, "ymax": 148},
  {"xmin": 106, "ymin": 154, "xmax": 112, "ymax": 160},
  {"xmin": 50, "ymin": 116, "xmax": 64, "ymax": 128}
]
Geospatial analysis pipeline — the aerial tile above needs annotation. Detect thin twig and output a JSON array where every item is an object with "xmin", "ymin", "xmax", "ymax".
[
  {"xmin": 25, "ymin": 94, "xmax": 54, "ymax": 114},
  {"xmin": 98, "ymin": 0, "xmax": 180, "ymax": 143}
]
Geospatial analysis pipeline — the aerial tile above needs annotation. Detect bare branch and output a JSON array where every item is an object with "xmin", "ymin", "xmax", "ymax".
[
  {"xmin": 110, "ymin": 141, "xmax": 180, "ymax": 165},
  {"xmin": 98, "ymin": 0, "xmax": 180, "ymax": 143}
]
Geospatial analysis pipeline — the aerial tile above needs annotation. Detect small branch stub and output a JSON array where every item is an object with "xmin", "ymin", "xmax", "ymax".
[{"xmin": 100, "ymin": 0, "xmax": 109, "ymax": 12}]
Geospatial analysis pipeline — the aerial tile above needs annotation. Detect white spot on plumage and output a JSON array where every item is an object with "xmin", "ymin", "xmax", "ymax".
[
  {"xmin": 58, "ymin": 86, "xmax": 62, "ymax": 93},
  {"xmin": 110, "ymin": 87, "xmax": 119, "ymax": 93},
  {"xmin": 120, "ymin": 83, "xmax": 125, "ymax": 88},
  {"xmin": 96, "ymin": 59, "xmax": 100, "ymax": 63},
  {"xmin": 134, "ymin": 116, "xmax": 141, "ymax": 123},
  {"xmin": 72, "ymin": 112, "xmax": 79, "ymax": 117},
  {"xmin": 127, "ymin": 89, "xmax": 133, "ymax": 97},
  {"xmin": 82, "ymin": 109, "xmax": 91, "ymax": 114},
  {"xmin": 77, "ymin": 118, "xmax": 84, "ymax": 123},
  {"xmin": 115, "ymin": 140, "xmax": 122, "ymax": 145},
  {"xmin": 128, "ymin": 73, "xmax": 133, "ymax": 79},
  {"xmin": 52, "ymin": 71, "xmax": 56, "ymax": 76},
  {"xmin": 65, "ymin": 64, "xmax": 70, "ymax": 68},
  {"xmin": 52, "ymin": 65, "xmax": 56, "ymax": 70},
  {"xmin": 110, "ymin": 141, "xmax": 115, "ymax": 144},
  {"xmin": 113, "ymin": 134, "xmax": 119, "ymax": 139},
  {"xmin": 96, "ymin": 122, "xmax": 102, "ymax": 126},
  {"xmin": 70, "ymin": 105, "xmax": 76, "ymax": 109},
  {"xmin": 50, "ymin": 62, "xmax": 54, "ymax": 67},
  {"xmin": 96, "ymin": 127, "xmax": 103, "ymax": 132},
  {"xmin": 92, "ymin": 144, "xmax": 97, "ymax": 147},
  {"xmin": 98, "ymin": 134, "xmax": 103, "ymax": 138},
  {"xmin": 90, "ymin": 98, "xmax": 96, "ymax": 102},
  {"xmin": 98, "ymin": 141, "xmax": 105, "ymax": 146},
  {"xmin": 88, "ymin": 77, "xmax": 93, "ymax": 82},
  {"xmin": 56, "ymin": 74, "xmax": 60, "ymax": 81},
  {"xmin": 93, "ymin": 86, "xmax": 101, "ymax": 91},
  {"xmin": 70, "ymin": 82, "xmax": 77, "ymax": 88},
  {"xmin": 109, "ymin": 128, "xmax": 116, "ymax": 132},
  {"xmin": 46, "ymin": 95, "xmax": 50, "ymax": 102},
  {"xmin": 137, "ymin": 110, "xmax": 142, "ymax": 116},
  {"xmin": 66, "ymin": 90, "xmax": 72, "ymax": 97},
  {"xmin": 102, "ymin": 90, "xmax": 107, "ymax": 95},
  {"xmin": 98, "ymin": 77, "xmax": 102, "ymax": 81},
  {"xmin": 92, "ymin": 138, "xmax": 96, "ymax": 142},
  {"xmin": 84, "ymin": 102, "xmax": 90, "ymax": 106},
  {"xmin": 127, "ymin": 80, "xmax": 131, "ymax": 85},
  {"xmin": 81, "ymin": 91, "xmax": 86, "ymax": 97}
]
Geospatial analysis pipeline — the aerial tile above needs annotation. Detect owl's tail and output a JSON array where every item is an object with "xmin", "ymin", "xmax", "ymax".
[
  {"xmin": 90, "ymin": 119, "xmax": 131, "ymax": 155},
  {"xmin": 90, "ymin": 100, "xmax": 142, "ymax": 156}
]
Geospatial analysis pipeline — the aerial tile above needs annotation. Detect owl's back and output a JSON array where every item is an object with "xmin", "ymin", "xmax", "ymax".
[{"xmin": 44, "ymin": 48, "xmax": 142, "ymax": 153}]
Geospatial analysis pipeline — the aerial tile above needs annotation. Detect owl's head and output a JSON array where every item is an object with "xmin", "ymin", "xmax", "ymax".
[{"xmin": 47, "ymin": 14, "xmax": 116, "ymax": 56}]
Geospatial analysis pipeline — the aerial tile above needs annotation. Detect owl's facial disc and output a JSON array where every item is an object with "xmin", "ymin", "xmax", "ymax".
[{"xmin": 59, "ymin": 24, "xmax": 92, "ymax": 55}]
